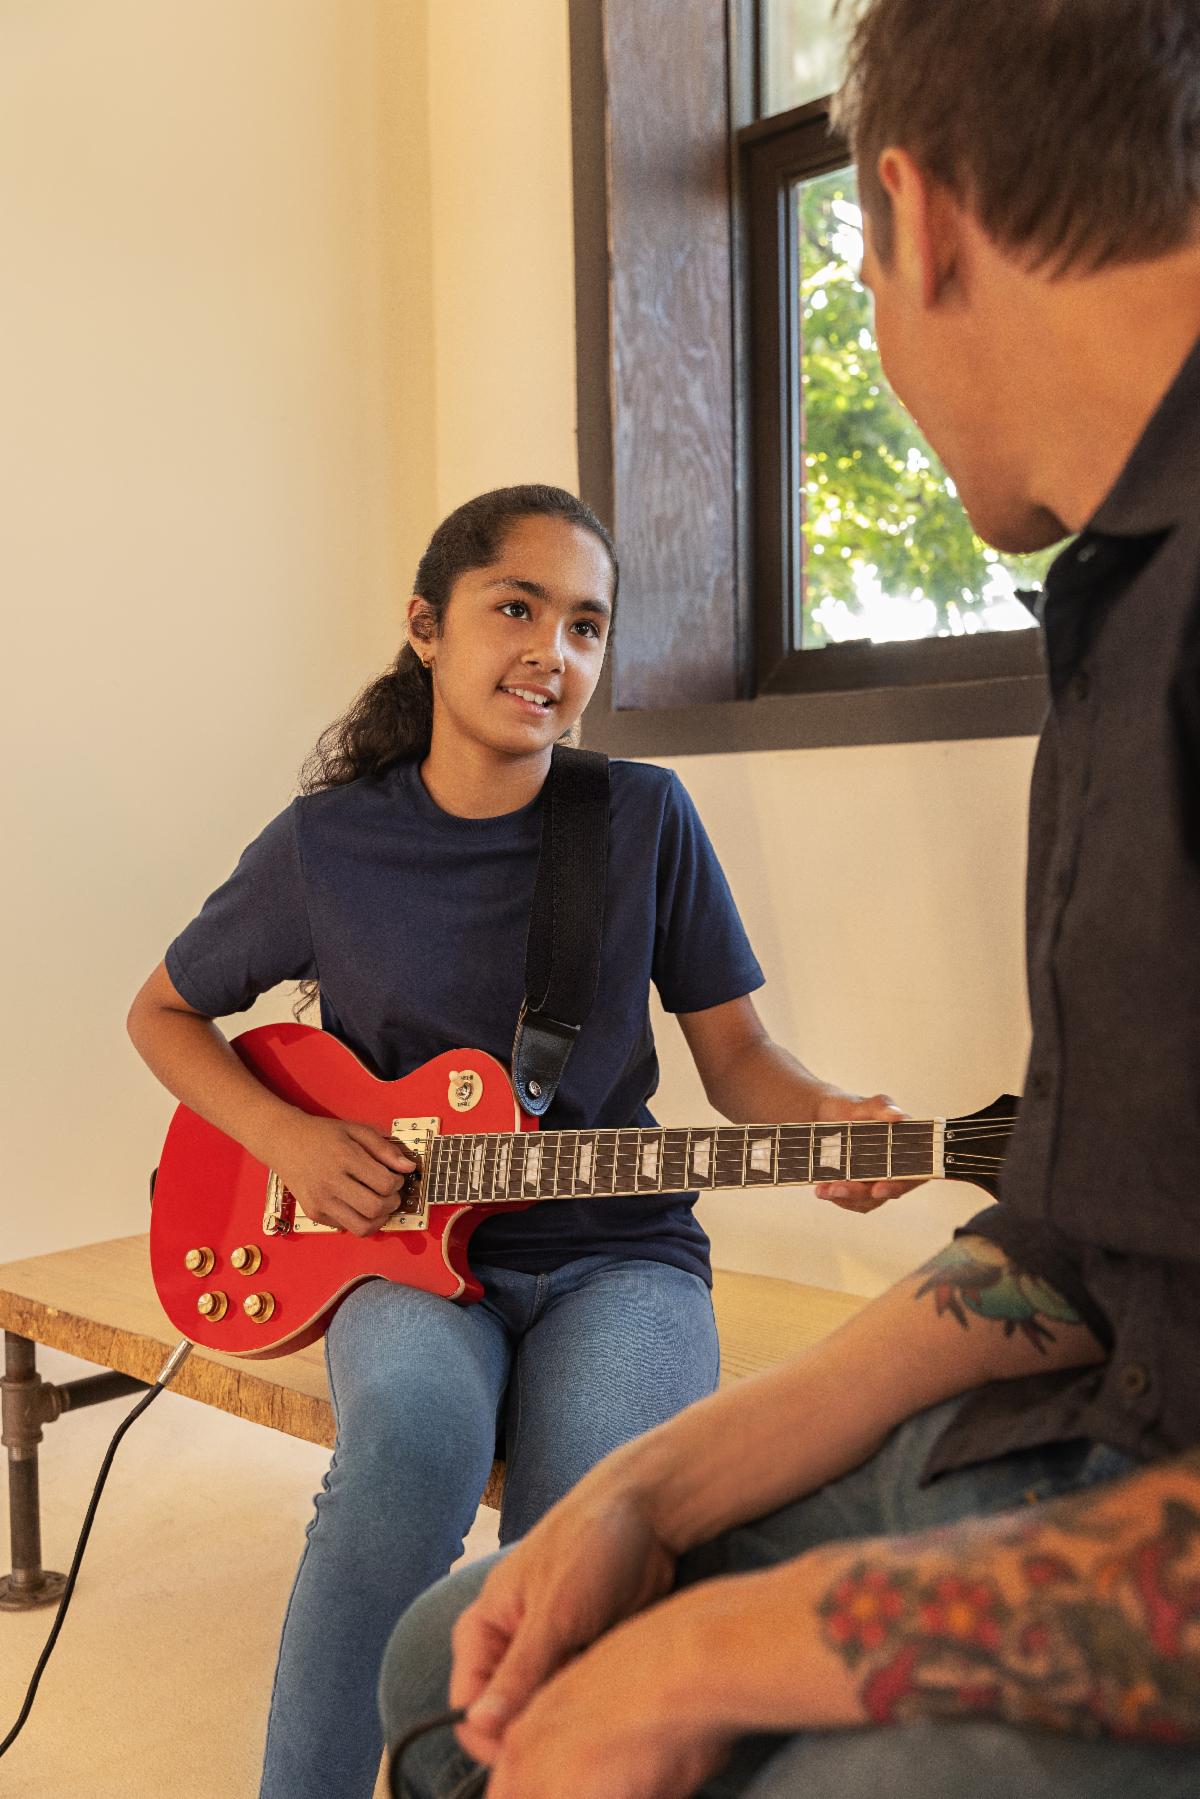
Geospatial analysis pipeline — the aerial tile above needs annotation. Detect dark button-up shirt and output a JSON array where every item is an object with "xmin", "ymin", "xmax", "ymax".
[{"xmin": 927, "ymin": 335, "xmax": 1200, "ymax": 1479}]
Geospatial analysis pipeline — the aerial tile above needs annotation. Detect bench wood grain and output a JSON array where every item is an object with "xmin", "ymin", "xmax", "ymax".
[{"xmin": 0, "ymin": 1236, "xmax": 868, "ymax": 1512}]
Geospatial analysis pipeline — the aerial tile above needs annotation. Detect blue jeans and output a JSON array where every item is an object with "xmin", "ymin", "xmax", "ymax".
[
  {"xmin": 380, "ymin": 1396, "xmax": 1200, "ymax": 1798},
  {"xmin": 258, "ymin": 1256, "xmax": 719, "ymax": 1799}
]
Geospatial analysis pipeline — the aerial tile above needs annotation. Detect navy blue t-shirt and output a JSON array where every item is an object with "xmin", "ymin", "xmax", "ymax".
[{"xmin": 165, "ymin": 758, "xmax": 764, "ymax": 1284}]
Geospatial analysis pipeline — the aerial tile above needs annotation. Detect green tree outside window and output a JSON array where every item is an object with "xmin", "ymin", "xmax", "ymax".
[{"xmin": 798, "ymin": 168, "xmax": 1054, "ymax": 649}]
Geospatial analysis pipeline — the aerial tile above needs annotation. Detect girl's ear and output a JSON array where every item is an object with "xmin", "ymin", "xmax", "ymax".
[{"xmin": 406, "ymin": 595, "xmax": 438, "ymax": 659}]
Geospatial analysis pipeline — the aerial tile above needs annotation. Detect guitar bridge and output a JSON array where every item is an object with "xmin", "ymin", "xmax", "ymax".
[{"xmin": 263, "ymin": 1117, "xmax": 440, "ymax": 1235}]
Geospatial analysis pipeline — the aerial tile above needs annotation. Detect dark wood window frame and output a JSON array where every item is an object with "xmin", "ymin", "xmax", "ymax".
[{"xmin": 570, "ymin": 0, "xmax": 1048, "ymax": 757}]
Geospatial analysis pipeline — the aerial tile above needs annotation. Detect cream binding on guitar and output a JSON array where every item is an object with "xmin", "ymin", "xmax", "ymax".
[{"xmin": 149, "ymin": 1022, "xmax": 1018, "ymax": 1359}]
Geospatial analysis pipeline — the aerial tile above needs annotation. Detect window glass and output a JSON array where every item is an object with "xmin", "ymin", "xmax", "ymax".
[
  {"xmin": 762, "ymin": 0, "xmax": 848, "ymax": 115},
  {"xmin": 796, "ymin": 167, "xmax": 1050, "ymax": 649}
]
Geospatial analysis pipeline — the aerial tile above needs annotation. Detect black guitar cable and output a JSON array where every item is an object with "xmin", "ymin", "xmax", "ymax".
[
  {"xmin": 388, "ymin": 1708, "xmax": 490, "ymax": 1798},
  {"xmin": 0, "ymin": 1338, "xmax": 193, "ymax": 1762}
]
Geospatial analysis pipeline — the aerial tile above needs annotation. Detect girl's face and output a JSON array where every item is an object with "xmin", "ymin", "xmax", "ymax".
[{"xmin": 409, "ymin": 513, "xmax": 614, "ymax": 763}]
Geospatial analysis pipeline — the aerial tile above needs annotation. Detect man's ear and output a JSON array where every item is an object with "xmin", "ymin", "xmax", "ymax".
[
  {"xmin": 876, "ymin": 148, "xmax": 961, "ymax": 307},
  {"xmin": 406, "ymin": 595, "xmax": 438, "ymax": 657}
]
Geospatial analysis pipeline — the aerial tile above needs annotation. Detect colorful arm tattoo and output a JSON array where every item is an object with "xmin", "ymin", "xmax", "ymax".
[
  {"xmin": 914, "ymin": 1235, "xmax": 1084, "ymax": 1351},
  {"xmin": 818, "ymin": 1454, "xmax": 1200, "ymax": 1743}
]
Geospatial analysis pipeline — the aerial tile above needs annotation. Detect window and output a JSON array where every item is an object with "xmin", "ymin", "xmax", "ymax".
[
  {"xmin": 745, "ymin": 5, "xmax": 1051, "ymax": 696},
  {"xmin": 570, "ymin": 0, "xmax": 1050, "ymax": 754}
]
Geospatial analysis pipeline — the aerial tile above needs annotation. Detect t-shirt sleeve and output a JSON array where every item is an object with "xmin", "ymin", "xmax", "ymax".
[
  {"xmin": 651, "ymin": 773, "xmax": 765, "ymax": 1013},
  {"xmin": 164, "ymin": 803, "xmax": 315, "ymax": 1017}
]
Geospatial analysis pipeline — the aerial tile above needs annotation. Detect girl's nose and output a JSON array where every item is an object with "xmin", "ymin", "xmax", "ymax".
[{"xmin": 523, "ymin": 628, "xmax": 566, "ymax": 671}]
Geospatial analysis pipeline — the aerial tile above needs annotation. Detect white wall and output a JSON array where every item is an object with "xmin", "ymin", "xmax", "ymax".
[
  {"xmin": 4, "ymin": 0, "xmax": 1038, "ymax": 1300},
  {"xmin": 1, "ymin": 0, "xmax": 428, "ymax": 1261}
]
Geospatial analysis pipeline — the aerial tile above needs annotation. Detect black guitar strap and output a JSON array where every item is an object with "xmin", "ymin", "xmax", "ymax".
[{"xmin": 511, "ymin": 743, "xmax": 610, "ymax": 1117}]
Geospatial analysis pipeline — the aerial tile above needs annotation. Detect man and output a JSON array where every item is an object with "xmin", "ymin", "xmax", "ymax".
[{"xmin": 380, "ymin": 1, "xmax": 1200, "ymax": 1792}]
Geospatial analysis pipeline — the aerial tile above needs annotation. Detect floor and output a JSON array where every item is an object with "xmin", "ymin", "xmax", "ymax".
[{"xmin": 0, "ymin": 1345, "xmax": 500, "ymax": 1797}]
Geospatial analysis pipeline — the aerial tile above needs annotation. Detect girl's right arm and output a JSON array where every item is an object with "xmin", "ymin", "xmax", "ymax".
[{"xmin": 127, "ymin": 961, "xmax": 413, "ymax": 1235}]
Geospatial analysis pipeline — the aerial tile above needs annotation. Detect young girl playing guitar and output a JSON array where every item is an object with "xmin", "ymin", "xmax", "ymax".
[{"xmin": 127, "ymin": 485, "xmax": 909, "ymax": 1799}]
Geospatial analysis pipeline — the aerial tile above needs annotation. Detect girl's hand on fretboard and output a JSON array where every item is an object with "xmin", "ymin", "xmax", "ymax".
[{"xmin": 812, "ymin": 1091, "xmax": 922, "ymax": 1214}]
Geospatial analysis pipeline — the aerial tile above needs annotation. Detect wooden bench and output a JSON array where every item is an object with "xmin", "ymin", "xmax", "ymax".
[{"xmin": 0, "ymin": 1235, "xmax": 867, "ymax": 1609}]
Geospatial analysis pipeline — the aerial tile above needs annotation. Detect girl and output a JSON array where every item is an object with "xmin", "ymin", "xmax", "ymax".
[{"xmin": 127, "ymin": 485, "xmax": 907, "ymax": 1799}]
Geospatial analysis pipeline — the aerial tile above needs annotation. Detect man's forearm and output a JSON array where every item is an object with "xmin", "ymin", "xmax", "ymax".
[
  {"xmin": 593, "ymin": 1245, "xmax": 1104, "ymax": 1557},
  {"xmin": 681, "ymin": 1449, "xmax": 1200, "ymax": 1747}
]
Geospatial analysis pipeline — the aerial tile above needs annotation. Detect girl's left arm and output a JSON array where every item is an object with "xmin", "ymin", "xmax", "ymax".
[{"xmin": 677, "ymin": 994, "xmax": 918, "ymax": 1212}]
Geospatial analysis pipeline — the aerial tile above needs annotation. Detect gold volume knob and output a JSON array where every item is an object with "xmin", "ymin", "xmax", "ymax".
[
  {"xmin": 196, "ymin": 1290, "xmax": 228, "ymax": 1321},
  {"xmin": 184, "ymin": 1247, "xmax": 215, "ymax": 1276},
  {"xmin": 243, "ymin": 1291, "xmax": 276, "ymax": 1323},
  {"xmin": 230, "ymin": 1245, "xmax": 262, "ymax": 1275}
]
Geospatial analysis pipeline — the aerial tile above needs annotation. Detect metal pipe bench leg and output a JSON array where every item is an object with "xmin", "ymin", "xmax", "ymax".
[{"xmin": 1, "ymin": 1330, "xmax": 148, "ymax": 1612}]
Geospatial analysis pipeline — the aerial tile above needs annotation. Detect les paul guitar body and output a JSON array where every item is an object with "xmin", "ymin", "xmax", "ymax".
[{"xmin": 149, "ymin": 1022, "xmax": 1018, "ymax": 1360}]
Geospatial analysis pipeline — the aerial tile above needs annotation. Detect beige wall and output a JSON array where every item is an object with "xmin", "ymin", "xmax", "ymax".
[
  {"xmin": 4, "ymin": 0, "xmax": 1037, "ymax": 1299},
  {"xmin": 2, "ymin": 0, "xmax": 429, "ymax": 1261}
]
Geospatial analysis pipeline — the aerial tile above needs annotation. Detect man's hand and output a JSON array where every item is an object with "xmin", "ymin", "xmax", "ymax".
[
  {"xmin": 469, "ymin": 1595, "xmax": 733, "ymax": 1799},
  {"xmin": 813, "ymin": 1090, "xmax": 922, "ymax": 1213},
  {"xmin": 270, "ymin": 1112, "xmax": 415, "ymax": 1236},
  {"xmin": 451, "ymin": 1485, "xmax": 677, "ymax": 1766}
]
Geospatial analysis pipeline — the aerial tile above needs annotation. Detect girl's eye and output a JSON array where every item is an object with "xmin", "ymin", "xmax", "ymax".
[
  {"xmin": 499, "ymin": 600, "xmax": 530, "ymax": 619},
  {"xmin": 573, "ymin": 619, "xmax": 601, "ymax": 640}
]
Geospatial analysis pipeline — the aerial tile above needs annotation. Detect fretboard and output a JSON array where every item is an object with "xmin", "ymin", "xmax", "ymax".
[{"xmin": 423, "ymin": 1118, "xmax": 945, "ymax": 1207}]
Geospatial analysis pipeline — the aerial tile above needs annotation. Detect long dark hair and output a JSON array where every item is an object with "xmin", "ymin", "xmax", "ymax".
[{"xmin": 299, "ymin": 484, "xmax": 617, "ymax": 795}]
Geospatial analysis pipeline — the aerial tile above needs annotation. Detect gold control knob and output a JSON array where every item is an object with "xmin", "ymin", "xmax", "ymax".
[
  {"xmin": 243, "ymin": 1291, "xmax": 276, "ymax": 1323},
  {"xmin": 184, "ymin": 1247, "xmax": 215, "ymax": 1277},
  {"xmin": 230, "ymin": 1244, "xmax": 262, "ymax": 1275},
  {"xmin": 196, "ymin": 1290, "xmax": 228, "ymax": 1321}
]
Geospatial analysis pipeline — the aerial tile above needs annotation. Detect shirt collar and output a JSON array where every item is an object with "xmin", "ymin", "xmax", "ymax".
[{"xmin": 1088, "ymin": 331, "xmax": 1200, "ymax": 537}]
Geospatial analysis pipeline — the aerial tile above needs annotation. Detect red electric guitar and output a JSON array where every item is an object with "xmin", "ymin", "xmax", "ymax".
[{"xmin": 149, "ymin": 1022, "xmax": 1018, "ymax": 1359}]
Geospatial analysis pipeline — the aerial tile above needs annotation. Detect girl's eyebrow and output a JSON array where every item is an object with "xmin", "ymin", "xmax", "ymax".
[{"xmin": 485, "ymin": 575, "xmax": 612, "ymax": 617}]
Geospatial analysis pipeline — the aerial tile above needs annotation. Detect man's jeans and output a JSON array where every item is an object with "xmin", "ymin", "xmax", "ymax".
[
  {"xmin": 380, "ymin": 1396, "xmax": 1200, "ymax": 1798},
  {"xmin": 257, "ymin": 1256, "xmax": 719, "ymax": 1799}
]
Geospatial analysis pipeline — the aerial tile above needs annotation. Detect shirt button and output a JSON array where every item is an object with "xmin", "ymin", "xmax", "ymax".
[
  {"xmin": 1029, "ymin": 1070, "xmax": 1052, "ymax": 1100},
  {"xmin": 1077, "ymin": 542, "xmax": 1098, "ymax": 564},
  {"xmin": 1119, "ymin": 1363, "xmax": 1151, "ymax": 1401}
]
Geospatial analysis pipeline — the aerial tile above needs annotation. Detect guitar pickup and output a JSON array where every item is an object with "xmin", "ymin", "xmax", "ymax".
[
  {"xmin": 380, "ymin": 1116, "xmax": 440, "ymax": 1231},
  {"xmin": 262, "ymin": 1116, "xmax": 440, "ymax": 1235}
]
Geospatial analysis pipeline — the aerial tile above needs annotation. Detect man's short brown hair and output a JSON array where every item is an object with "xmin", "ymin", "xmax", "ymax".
[{"xmin": 834, "ymin": 0, "xmax": 1200, "ymax": 273}]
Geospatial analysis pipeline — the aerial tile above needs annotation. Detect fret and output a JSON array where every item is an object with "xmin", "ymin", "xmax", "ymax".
[
  {"xmin": 688, "ymin": 1129, "xmax": 715, "ymax": 1187},
  {"xmin": 442, "ymin": 1136, "xmax": 455, "ymax": 1204},
  {"xmin": 576, "ymin": 1133, "xmax": 596, "ymax": 1193},
  {"xmin": 522, "ymin": 1138, "xmax": 543, "ymax": 1194},
  {"xmin": 812, "ymin": 1126, "xmax": 846, "ymax": 1180},
  {"xmin": 847, "ymin": 1122, "xmax": 890, "ymax": 1184},
  {"xmin": 744, "ymin": 1126, "xmax": 778, "ymax": 1184},
  {"xmin": 468, "ymin": 1137, "xmax": 485, "ymax": 1197},
  {"xmin": 776, "ymin": 1124, "xmax": 813, "ymax": 1186},
  {"xmin": 611, "ymin": 1130, "xmax": 636, "ymax": 1196},
  {"xmin": 888, "ymin": 1120, "xmax": 936, "ymax": 1178},
  {"xmin": 479, "ymin": 1135, "xmax": 498, "ymax": 1203},
  {"xmin": 590, "ymin": 1131, "xmax": 617, "ymax": 1195},
  {"xmin": 544, "ymin": 1133, "xmax": 563, "ymax": 1199},
  {"xmin": 637, "ymin": 1130, "xmax": 664, "ymax": 1191},
  {"xmin": 426, "ymin": 1136, "xmax": 445, "ymax": 1204},
  {"xmin": 437, "ymin": 1136, "xmax": 454, "ymax": 1205},
  {"xmin": 713, "ymin": 1127, "xmax": 746, "ymax": 1189},
  {"xmin": 661, "ymin": 1128, "xmax": 691, "ymax": 1192}
]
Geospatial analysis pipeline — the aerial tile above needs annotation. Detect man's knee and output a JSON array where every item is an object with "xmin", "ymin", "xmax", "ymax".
[{"xmin": 378, "ymin": 1552, "xmax": 500, "ymax": 1750}]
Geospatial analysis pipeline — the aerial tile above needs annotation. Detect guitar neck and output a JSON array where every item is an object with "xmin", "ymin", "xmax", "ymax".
[{"xmin": 424, "ymin": 1117, "xmax": 948, "ymax": 1208}]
